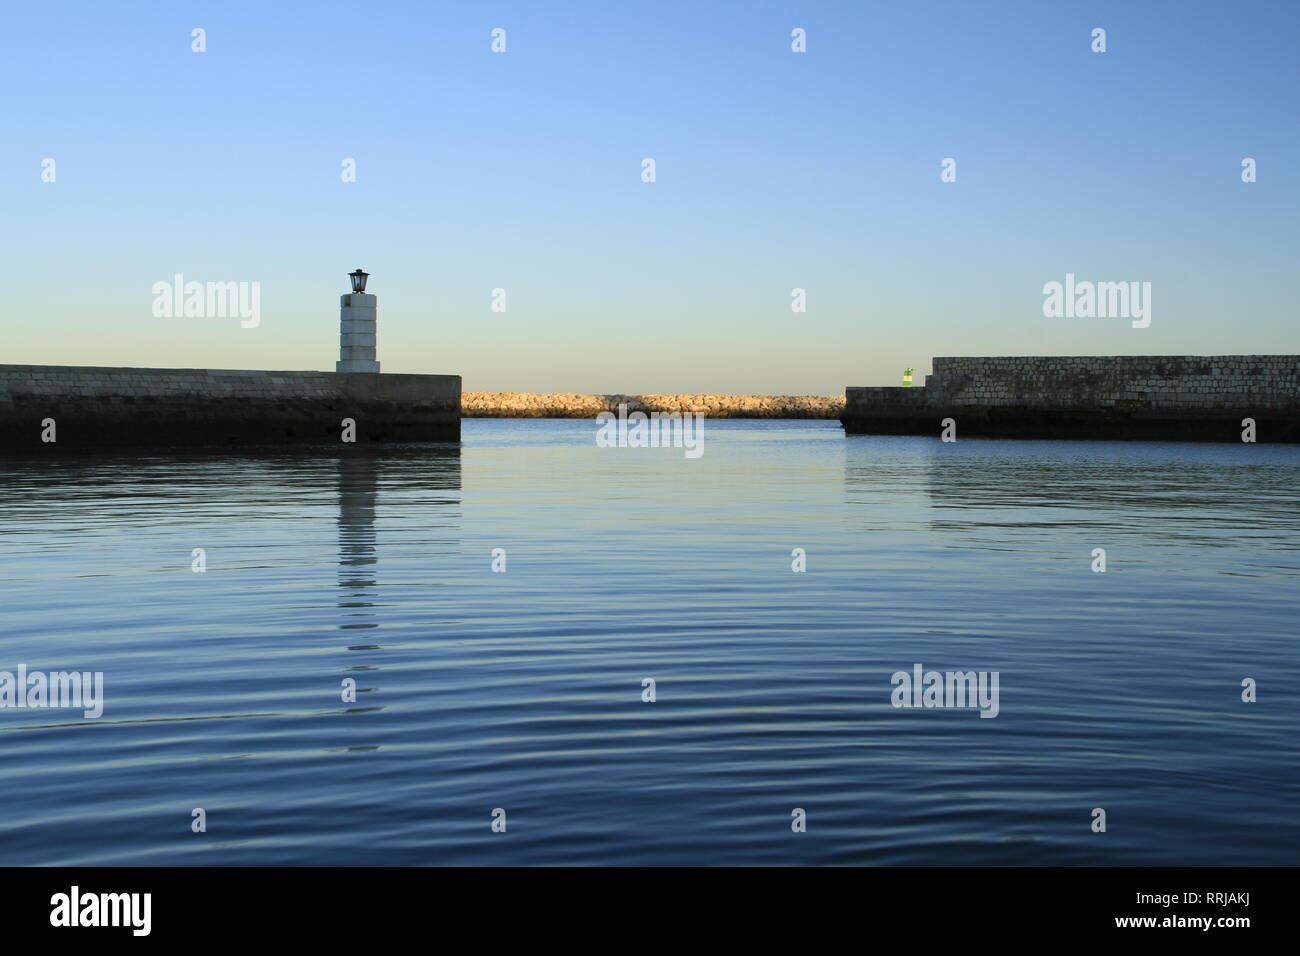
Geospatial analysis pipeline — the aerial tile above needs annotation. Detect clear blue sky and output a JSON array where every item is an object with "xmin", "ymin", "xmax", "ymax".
[{"xmin": 4, "ymin": 0, "xmax": 1297, "ymax": 393}]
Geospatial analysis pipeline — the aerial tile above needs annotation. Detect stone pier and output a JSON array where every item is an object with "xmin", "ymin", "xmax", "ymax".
[
  {"xmin": 0, "ymin": 365, "xmax": 461, "ymax": 445},
  {"xmin": 842, "ymin": 355, "xmax": 1300, "ymax": 442}
]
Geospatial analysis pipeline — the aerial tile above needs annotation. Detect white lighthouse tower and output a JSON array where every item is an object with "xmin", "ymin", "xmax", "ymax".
[{"xmin": 336, "ymin": 268, "xmax": 379, "ymax": 373}]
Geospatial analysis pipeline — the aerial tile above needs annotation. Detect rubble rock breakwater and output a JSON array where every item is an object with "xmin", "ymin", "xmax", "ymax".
[{"xmin": 462, "ymin": 393, "xmax": 845, "ymax": 419}]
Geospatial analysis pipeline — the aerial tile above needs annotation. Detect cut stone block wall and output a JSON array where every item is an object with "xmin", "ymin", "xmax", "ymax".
[{"xmin": 925, "ymin": 355, "xmax": 1300, "ymax": 411}]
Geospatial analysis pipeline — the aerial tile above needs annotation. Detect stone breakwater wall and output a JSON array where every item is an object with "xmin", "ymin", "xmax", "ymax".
[
  {"xmin": 843, "ymin": 355, "xmax": 1300, "ymax": 442},
  {"xmin": 0, "ymin": 365, "xmax": 461, "ymax": 445},
  {"xmin": 462, "ymin": 392, "xmax": 845, "ymax": 418}
]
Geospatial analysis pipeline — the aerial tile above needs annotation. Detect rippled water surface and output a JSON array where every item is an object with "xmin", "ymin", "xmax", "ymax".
[{"xmin": 1, "ymin": 420, "xmax": 1297, "ymax": 865}]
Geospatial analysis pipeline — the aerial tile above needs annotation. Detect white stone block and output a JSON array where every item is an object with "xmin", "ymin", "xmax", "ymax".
[{"xmin": 336, "ymin": 359, "xmax": 380, "ymax": 373}]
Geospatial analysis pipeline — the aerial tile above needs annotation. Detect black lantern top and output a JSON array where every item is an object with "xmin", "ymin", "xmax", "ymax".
[{"xmin": 349, "ymin": 268, "xmax": 370, "ymax": 293}]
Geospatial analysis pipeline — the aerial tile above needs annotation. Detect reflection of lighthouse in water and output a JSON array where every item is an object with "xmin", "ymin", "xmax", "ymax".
[
  {"xmin": 337, "ymin": 455, "xmax": 379, "ymax": 630},
  {"xmin": 335, "ymin": 447, "xmax": 463, "ymax": 634}
]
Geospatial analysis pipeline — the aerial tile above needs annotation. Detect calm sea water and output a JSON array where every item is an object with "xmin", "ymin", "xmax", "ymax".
[{"xmin": 1, "ymin": 419, "xmax": 1297, "ymax": 866}]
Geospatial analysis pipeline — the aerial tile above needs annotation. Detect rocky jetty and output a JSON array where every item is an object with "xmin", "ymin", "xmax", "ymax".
[{"xmin": 462, "ymin": 393, "xmax": 845, "ymax": 419}]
